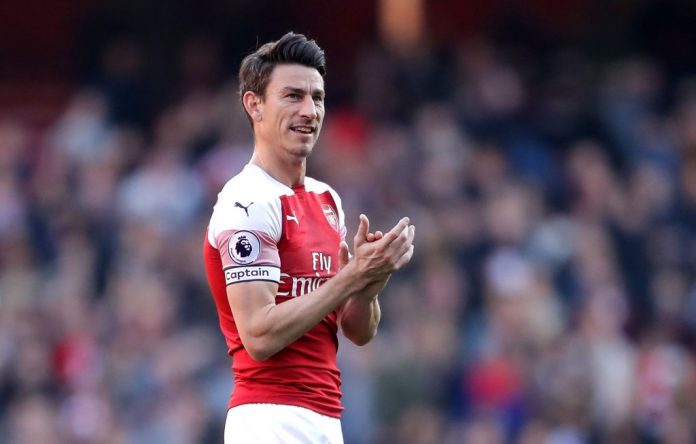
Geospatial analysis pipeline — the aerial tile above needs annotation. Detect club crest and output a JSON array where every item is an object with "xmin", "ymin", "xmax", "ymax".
[{"xmin": 322, "ymin": 204, "xmax": 339, "ymax": 232}]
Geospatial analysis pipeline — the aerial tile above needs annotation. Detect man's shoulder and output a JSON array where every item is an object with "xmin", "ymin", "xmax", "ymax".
[
  {"xmin": 209, "ymin": 165, "xmax": 287, "ymax": 241},
  {"xmin": 218, "ymin": 165, "xmax": 289, "ymax": 206}
]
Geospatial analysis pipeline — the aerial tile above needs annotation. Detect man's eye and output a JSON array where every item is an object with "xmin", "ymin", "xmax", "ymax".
[{"xmin": 287, "ymin": 93, "xmax": 300, "ymax": 99}]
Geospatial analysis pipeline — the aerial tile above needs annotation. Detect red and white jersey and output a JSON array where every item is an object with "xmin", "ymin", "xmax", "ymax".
[{"xmin": 203, "ymin": 163, "xmax": 347, "ymax": 418}]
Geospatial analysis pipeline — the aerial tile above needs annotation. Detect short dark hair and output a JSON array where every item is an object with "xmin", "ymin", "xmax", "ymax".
[{"xmin": 239, "ymin": 32, "xmax": 326, "ymax": 107}]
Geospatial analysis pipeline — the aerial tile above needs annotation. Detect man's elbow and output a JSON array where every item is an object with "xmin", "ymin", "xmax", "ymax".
[
  {"xmin": 243, "ymin": 337, "xmax": 277, "ymax": 362},
  {"xmin": 346, "ymin": 328, "xmax": 377, "ymax": 347}
]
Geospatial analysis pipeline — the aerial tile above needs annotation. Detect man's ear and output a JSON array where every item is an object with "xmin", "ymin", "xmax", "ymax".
[{"xmin": 242, "ymin": 91, "xmax": 263, "ymax": 122}]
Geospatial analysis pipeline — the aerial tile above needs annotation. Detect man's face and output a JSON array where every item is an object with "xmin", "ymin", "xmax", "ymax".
[{"xmin": 254, "ymin": 64, "xmax": 325, "ymax": 161}]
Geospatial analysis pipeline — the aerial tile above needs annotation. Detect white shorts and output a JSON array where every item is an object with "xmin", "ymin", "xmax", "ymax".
[{"xmin": 224, "ymin": 403, "xmax": 344, "ymax": 444}]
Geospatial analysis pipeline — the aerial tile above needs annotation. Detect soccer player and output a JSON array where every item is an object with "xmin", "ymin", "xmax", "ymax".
[{"xmin": 203, "ymin": 32, "xmax": 415, "ymax": 443}]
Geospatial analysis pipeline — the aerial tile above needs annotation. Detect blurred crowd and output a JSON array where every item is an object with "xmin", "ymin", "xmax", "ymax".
[{"xmin": 2, "ymin": 26, "xmax": 696, "ymax": 444}]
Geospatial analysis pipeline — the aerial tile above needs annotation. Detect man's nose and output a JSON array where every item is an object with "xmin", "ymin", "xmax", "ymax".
[{"xmin": 299, "ymin": 96, "xmax": 318, "ymax": 119}]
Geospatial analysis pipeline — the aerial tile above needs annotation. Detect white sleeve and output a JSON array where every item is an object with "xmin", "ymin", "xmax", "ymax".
[{"xmin": 208, "ymin": 190, "xmax": 282, "ymax": 285}]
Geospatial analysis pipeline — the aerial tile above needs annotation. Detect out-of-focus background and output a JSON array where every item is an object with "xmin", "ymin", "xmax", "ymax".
[{"xmin": 2, "ymin": 0, "xmax": 696, "ymax": 443}]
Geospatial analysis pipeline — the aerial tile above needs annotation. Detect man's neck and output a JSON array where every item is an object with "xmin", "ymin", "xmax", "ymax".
[{"xmin": 250, "ymin": 150, "xmax": 306, "ymax": 188}]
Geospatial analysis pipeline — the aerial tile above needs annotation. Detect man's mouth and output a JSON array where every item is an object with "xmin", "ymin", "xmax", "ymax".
[{"xmin": 290, "ymin": 125, "xmax": 315, "ymax": 135}]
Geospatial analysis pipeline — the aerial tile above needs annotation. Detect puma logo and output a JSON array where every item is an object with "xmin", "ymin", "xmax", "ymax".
[
  {"xmin": 286, "ymin": 212, "xmax": 299, "ymax": 225},
  {"xmin": 234, "ymin": 201, "xmax": 254, "ymax": 216}
]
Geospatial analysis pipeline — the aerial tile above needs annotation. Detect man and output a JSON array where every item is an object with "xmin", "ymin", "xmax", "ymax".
[{"xmin": 203, "ymin": 32, "xmax": 415, "ymax": 443}]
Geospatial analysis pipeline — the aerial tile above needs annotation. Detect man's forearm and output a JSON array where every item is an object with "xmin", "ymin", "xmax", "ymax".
[
  {"xmin": 339, "ymin": 289, "xmax": 382, "ymax": 346},
  {"xmin": 233, "ymin": 261, "xmax": 371, "ymax": 361}
]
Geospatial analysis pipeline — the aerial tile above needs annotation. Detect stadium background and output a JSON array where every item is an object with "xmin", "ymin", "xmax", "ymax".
[{"xmin": 2, "ymin": 0, "xmax": 696, "ymax": 442}]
